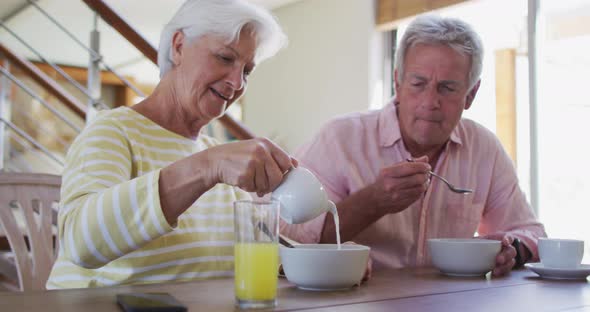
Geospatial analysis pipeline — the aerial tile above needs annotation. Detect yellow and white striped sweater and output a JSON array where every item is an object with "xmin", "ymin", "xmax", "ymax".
[{"xmin": 47, "ymin": 107, "xmax": 250, "ymax": 289}]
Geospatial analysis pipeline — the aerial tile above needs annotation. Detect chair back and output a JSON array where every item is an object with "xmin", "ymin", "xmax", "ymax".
[{"xmin": 0, "ymin": 172, "xmax": 61, "ymax": 291}]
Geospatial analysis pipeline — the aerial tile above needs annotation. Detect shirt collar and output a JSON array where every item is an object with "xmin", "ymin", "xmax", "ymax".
[{"xmin": 378, "ymin": 98, "xmax": 463, "ymax": 148}]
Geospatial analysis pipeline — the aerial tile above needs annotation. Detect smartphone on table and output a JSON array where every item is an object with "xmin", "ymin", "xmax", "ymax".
[{"xmin": 116, "ymin": 292, "xmax": 187, "ymax": 312}]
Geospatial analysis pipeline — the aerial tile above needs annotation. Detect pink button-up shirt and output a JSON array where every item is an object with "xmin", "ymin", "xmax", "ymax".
[{"xmin": 281, "ymin": 102, "xmax": 546, "ymax": 270}]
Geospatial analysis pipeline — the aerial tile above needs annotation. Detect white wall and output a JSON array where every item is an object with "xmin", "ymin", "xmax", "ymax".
[{"xmin": 244, "ymin": 0, "xmax": 381, "ymax": 152}]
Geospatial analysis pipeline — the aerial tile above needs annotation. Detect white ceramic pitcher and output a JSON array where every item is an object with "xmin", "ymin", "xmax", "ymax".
[{"xmin": 271, "ymin": 167, "xmax": 336, "ymax": 224}]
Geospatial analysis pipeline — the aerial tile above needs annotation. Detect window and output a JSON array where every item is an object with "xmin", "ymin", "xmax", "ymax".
[{"xmin": 536, "ymin": 0, "xmax": 590, "ymax": 261}]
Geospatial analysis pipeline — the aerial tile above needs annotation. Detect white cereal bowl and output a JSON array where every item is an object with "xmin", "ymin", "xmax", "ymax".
[
  {"xmin": 428, "ymin": 238, "xmax": 501, "ymax": 277},
  {"xmin": 280, "ymin": 244, "xmax": 370, "ymax": 291}
]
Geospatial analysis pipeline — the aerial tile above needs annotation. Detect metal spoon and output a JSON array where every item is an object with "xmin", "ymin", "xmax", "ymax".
[
  {"xmin": 279, "ymin": 235, "xmax": 297, "ymax": 248},
  {"xmin": 257, "ymin": 221, "xmax": 296, "ymax": 248},
  {"xmin": 406, "ymin": 158, "xmax": 474, "ymax": 194}
]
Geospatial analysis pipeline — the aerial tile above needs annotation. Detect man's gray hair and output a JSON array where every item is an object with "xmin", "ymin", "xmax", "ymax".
[
  {"xmin": 158, "ymin": 0, "xmax": 287, "ymax": 78},
  {"xmin": 395, "ymin": 15, "xmax": 483, "ymax": 89}
]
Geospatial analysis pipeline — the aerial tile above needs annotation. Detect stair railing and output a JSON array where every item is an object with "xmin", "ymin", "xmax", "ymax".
[
  {"xmin": 0, "ymin": 117, "xmax": 64, "ymax": 166},
  {"xmin": 0, "ymin": 22, "xmax": 107, "ymax": 110},
  {"xmin": 25, "ymin": 0, "xmax": 145, "ymax": 99},
  {"xmin": 0, "ymin": 43, "xmax": 86, "ymax": 119},
  {"xmin": 4, "ymin": 130, "xmax": 63, "ymax": 172},
  {"xmin": 0, "ymin": 66, "xmax": 81, "ymax": 133},
  {"xmin": 0, "ymin": 45, "xmax": 83, "ymax": 172}
]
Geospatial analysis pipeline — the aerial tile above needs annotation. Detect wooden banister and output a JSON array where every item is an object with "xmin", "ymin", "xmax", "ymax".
[
  {"xmin": 0, "ymin": 43, "xmax": 87, "ymax": 119},
  {"xmin": 82, "ymin": 0, "xmax": 255, "ymax": 140},
  {"xmin": 82, "ymin": 0, "xmax": 157, "ymax": 64}
]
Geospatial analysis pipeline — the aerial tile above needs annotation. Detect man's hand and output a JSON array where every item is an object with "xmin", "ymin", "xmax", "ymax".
[
  {"xmin": 368, "ymin": 156, "xmax": 431, "ymax": 216},
  {"xmin": 321, "ymin": 156, "xmax": 431, "ymax": 243},
  {"xmin": 482, "ymin": 232, "xmax": 518, "ymax": 277}
]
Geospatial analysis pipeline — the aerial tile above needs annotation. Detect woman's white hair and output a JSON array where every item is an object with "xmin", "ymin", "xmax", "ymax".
[
  {"xmin": 395, "ymin": 15, "xmax": 483, "ymax": 89},
  {"xmin": 158, "ymin": 0, "xmax": 287, "ymax": 78}
]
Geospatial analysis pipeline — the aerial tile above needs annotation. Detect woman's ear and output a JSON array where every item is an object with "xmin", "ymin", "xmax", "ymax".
[{"xmin": 171, "ymin": 30, "xmax": 185, "ymax": 67}]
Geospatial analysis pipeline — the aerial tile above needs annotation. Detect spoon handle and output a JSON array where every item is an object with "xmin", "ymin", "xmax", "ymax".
[
  {"xmin": 258, "ymin": 221, "xmax": 297, "ymax": 248},
  {"xmin": 405, "ymin": 158, "xmax": 473, "ymax": 194},
  {"xmin": 279, "ymin": 235, "xmax": 296, "ymax": 248},
  {"xmin": 428, "ymin": 170, "xmax": 450, "ymax": 186}
]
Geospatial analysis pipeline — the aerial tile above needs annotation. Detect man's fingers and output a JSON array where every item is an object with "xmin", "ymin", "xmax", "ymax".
[
  {"xmin": 381, "ymin": 162, "xmax": 431, "ymax": 178},
  {"xmin": 489, "ymin": 237, "xmax": 519, "ymax": 277},
  {"xmin": 496, "ymin": 253, "xmax": 505, "ymax": 265},
  {"xmin": 413, "ymin": 155, "xmax": 429, "ymax": 163},
  {"xmin": 482, "ymin": 232, "xmax": 513, "ymax": 244},
  {"xmin": 503, "ymin": 245, "xmax": 517, "ymax": 262},
  {"xmin": 391, "ymin": 184, "xmax": 429, "ymax": 203},
  {"xmin": 387, "ymin": 173, "xmax": 430, "ymax": 191},
  {"xmin": 496, "ymin": 245, "xmax": 516, "ymax": 263},
  {"xmin": 493, "ymin": 259, "xmax": 516, "ymax": 276}
]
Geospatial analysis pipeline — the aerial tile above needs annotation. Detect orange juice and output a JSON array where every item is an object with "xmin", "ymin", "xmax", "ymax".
[{"xmin": 234, "ymin": 243, "xmax": 279, "ymax": 301}]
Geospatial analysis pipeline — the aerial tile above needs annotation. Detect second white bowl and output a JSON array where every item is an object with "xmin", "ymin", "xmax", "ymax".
[{"xmin": 428, "ymin": 238, "xmax": 501, "ymax": 277}]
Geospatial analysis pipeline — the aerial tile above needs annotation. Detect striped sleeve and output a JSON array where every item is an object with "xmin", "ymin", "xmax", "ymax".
[{"xmin": 58, "ymin": 117, "xmax": 173, "ymax": 269}]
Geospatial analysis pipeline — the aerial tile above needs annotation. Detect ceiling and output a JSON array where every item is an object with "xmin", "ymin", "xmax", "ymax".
[{"xmin": 0, "ymin": 0, "xmax": 301, "ymax": 84}]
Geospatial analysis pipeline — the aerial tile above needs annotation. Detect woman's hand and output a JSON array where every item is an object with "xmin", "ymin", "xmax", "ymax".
[
  {"xmin": 207, "ymin": 137, "xmax": 297, "ymax": 196},
  {"xmin": 159, "ymin": 137, "xmax": 295, "ymax": 225}
]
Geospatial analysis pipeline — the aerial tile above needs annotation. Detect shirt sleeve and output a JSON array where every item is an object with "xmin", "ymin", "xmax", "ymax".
[
  {"xmin": 478, "ymin": 136, "xmax": 547, "ymax": 261},
  {"xmin": 58, "ymin": 118, "xmax": 173, "ymax": 269}
]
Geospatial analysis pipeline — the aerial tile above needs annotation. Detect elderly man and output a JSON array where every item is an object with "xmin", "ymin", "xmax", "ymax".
[{"xmin": 281, "ymin": 15, "xmax": 545, "ymax": 277}]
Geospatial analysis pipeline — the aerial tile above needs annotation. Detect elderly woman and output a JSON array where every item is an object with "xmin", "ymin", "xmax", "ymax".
[{"xmin": 47, "ymin": 0, "xmax": 294, "ymax": 289}]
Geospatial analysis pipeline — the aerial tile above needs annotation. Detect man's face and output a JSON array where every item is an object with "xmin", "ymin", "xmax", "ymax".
[{"xmin": 395, "ymin": 43, "xmax": 479, "ymax": 153}]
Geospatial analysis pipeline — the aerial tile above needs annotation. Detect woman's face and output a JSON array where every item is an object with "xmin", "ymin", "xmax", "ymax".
[{"xmin": 171, "ymin": 28, "xmax": 257, "ymax": 125}]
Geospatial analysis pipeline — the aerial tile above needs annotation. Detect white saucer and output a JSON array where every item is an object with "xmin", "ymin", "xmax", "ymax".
[{"xmin": 525, "ymin": 263, "xmax": 590, "ymax": 280}]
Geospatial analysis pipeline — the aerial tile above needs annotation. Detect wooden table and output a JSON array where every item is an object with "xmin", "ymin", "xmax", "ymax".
[{"xmin": 1, "ymin": 268, "xmax": 589, "ymax": 311}]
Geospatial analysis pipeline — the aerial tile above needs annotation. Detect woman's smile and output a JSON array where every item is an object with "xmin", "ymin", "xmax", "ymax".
[{"xmin": 209, "ymin": 87, "xmax": 231, "ymax": 102}]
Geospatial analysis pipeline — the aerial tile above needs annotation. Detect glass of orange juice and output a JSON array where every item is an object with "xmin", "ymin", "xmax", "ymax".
[{"xmin": 234, "ymin": 200, "xmax": 280, "ymax": 309}]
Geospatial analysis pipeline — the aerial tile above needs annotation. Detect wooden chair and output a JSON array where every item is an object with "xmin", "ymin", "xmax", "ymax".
[{"xmin": 0, "ymin": 172, "xmax": 61, "ymax": 291}]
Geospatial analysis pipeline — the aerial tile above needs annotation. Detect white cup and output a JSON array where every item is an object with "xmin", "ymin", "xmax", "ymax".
[
  {"xmin": 538, "ymin": 238, "xmax": 584, "ymax": 268},
  {"xmin": 271, "ymin": 167, "xmax": 336, "ymax": 224}
]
